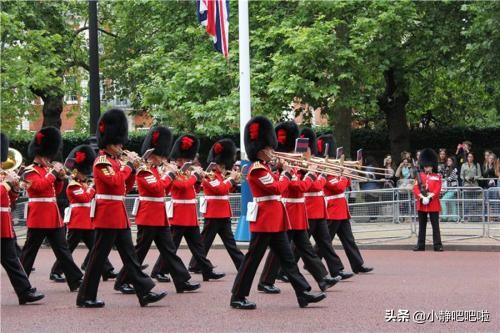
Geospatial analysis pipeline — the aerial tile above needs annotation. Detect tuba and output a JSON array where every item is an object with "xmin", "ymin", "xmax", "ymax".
[{"xmin": 1, "ymin": 148, "xmax": 23, "ymax": 172}]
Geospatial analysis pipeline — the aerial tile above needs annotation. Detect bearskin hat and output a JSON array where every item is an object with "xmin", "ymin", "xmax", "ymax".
[
  {"xmin": 419, "ymin": 148, "xmax": 438, "ymax": 172},
  {"xmin": 96, "ymin": 108, "xmax": 129, "ymax": 149},
  {"xmin": 299, "ymin": 127, "xmax": 317, "ymax": 156},
  {"xmin": 169, "ymin": 134, "xmax": 199, "ymax": 160},
  {"xmin": 244, "ymin": 116, "xmax": 277, "ymax": 162},
  {"xmin": 141, "ymin": 126, "xmax": 173, "ymax": 158},
  {"xmin": 28, "ymin": 127, "xmax": 62, "ymax": 159},
  {"xmin": 65, "ymin": 145, "xmax": 96, "ymax": 175},
  {"xmin": 316, "ymin": 134, "xmax": 336, "ymax": 158},
  {"xmin": 208, "ymin": 138, "xmax": 236, "ymax": 169},
  {"xmin": 275, "ymin": 121, "xmax": 299, "ymax": 153},
  {"xmin": 0, "ymin": 133, "xmax": 9, "ymax": 163}
]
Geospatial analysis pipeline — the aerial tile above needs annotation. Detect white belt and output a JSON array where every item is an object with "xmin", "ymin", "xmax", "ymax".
[
  {"xmin": 95, "ymin": 194, "xmax": 124, "ymax": 201},
  {"xmin": 324, "ymin": 193, "xmax": 345, "ymax": 201},
  {"xmin": 172, "ymin": 199, "xmax": 198, "ymax": 204},
  {"xmin": 138, "ymin": 196, "xmax": 165, "ymax": 203},
  {"xmin": 28, "ymin": 197, "xmax": 56, "ymax": 203},
  {"xmin": 0, "ymin": 207, "xmax": 11, "ymax": 212},
  {"xmin": 254, "ymin": 195, "xmax": 281, "ymax": 203},
  {"xmin": 70, "ymin": 203, "xmax": 91, "ymax": 208},
  {"xmin": 282, "ymin": 197, "xmax": 305, "ymax": 203},
  {"xmin": 304, "ymin": 191, "xmax": 324, "ymax": 197},
  {"xmin": 203, "ymin": 195, "xmax": 230, "ymax": 200}
]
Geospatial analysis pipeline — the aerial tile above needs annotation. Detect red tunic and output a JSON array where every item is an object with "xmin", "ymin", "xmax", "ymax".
[
  {"xmin": 282, "ymin": 170, "xmax": 313, "ymax": 230},
  {"xmin": 202, "ymin": 170, "xmax": 234, "ymax": 219},
  {"xmin": 24, "ymin": 164, "xmax": 64, "ymax": 228},
  {"xmin": 414, "ymin": 172, "xmax": 442, "ymax": 212},
  {"xmin": 135, "ymin": 166, "xmax": 173, "ymax": 227},
  {"xmin": 304, "ymin": 176, "xmax": 328, "ymax": 220},
  {"xmin": 247, "ymin": 161, "xmax": 290, "ymax": 233},
  {"xmin": 66, "ymin": 180, "xmax": 95, "ymax": 230},
  {"xmin": 168, "ymin": 174, "xmax": 200, "ymax": 227},
  {"xmin": 93, "ymin": 152, "xmax": 135, "ymax": 229},
  {"xmin": 1, "ymin": 182, "xmax": 17, "ymax": 238},
  {"xmin": 324, "ymin": 175, "xmax": 351, "ymax": 221}
]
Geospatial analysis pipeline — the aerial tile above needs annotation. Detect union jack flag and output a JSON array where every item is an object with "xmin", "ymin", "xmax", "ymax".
[{"xmin": 197, "ymin": 0, "xmax": 229, "ymax": 58}]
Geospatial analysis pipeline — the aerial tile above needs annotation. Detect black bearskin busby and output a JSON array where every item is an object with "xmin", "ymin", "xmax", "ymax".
[
  {"xmin": 299, "ymin": 127, "xmax": 317, "ymax": 156},
  {"xmin": 208, "ymin": 138, "xmax": 236, "ymax": 169},
  {"xmin": 316, "ymin": 134, "xmax": 336, "ymax": 158},
  {"xmin": 141, "ymin": 126, "xmax": 173, "ymax": 158},
  {"xmin": 419, "ymin": 148, "xmax": 438, "ymax": 173},
  {"xmin": 275, "ymin": 121, "xmax": 299, "ymax": 153},
  {"xmin": 244, "ymin": 116, "xmax": 277, "ymax": 162},
  {"xmin": 65, "ymin": 145, "xmax": 96, "ymax": 175},
  {"xmin": 28, "ymin": 127, "xmax": 62, "ymax": 159},
  {"xmin": 1, "ymin": 133, "xmax": 9, "ymax": 163},
  {"xmin": 169, "ymin": 134, "xmax": 199, "ymax": 160},
  {"xmin": 96, "ymin": 108, "xmax": 129, "ymax": 149}
]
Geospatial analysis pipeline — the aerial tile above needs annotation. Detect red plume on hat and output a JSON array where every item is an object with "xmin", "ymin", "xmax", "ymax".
[
  {"xmin": 249, "ymin": 123, "xmax": 260, "ymax": 140},
  {"xmin": 208, "ymin": 139, "xmax": 236, "ymax": 169},
  {"xmin": 141, "ymin": 126, "xmax": 173, "ymax": 157},
  {"xmin": 152, "ymin": 130, "xmax": 160, "ymax": 145},
  {"xmin": 28, "ymin": 127, "xmax": 62, "ymax": 159},
  {"xmin": 75, "ymin": 151, "xmax": 86, "ymax": 164},
  {"xmin": 277, "ymin": 129, "xmax": 287, "ymax": 144},
  {"xmin": 36, "ymin": 132, "xmax": 45, "ymax": 145},
  {"xmin": 244, "ymin": 116, "xmax": 277, "ymax": 162},
  {"xmin": 274, "ymin": 121, "xmax": 298, "ymax": 153},
  {"xmin": 317, "ymin": 139, "xmax": 323, "ymax": 155},
  {"xmin": 181, "ymin": 136, "xmax": 194, "ymax": 151},
  {"xmin": 213, "ymin": 142, "xmax": 223, "ymax": 154},
  {"xmin": 170, "ymin": 134, "xmax": 199, "ymax": 160},
  {"xmin": 65, "ymin": 145, "xmax": 95, "ymax": 175}
]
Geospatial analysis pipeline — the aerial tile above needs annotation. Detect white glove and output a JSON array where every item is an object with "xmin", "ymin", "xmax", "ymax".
[{"xmin": 422, "ymin": 196, "xmax": 430, "ymax": 205}]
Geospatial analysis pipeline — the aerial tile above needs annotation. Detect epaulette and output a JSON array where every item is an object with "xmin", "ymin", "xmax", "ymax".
[
  {"xmin": 67, "ymin": 180, "xmax": 81, "ymax": 188},
  {"xmin": 95, "ymin": 155, "xmax": 112, "ymax": 166},
  {"xmin": 23, "ymin": 164, "xmax": 39, "ymax": 175},
  {"xmin": 249, "ymin": 161, "xmax": 266, "ymax": 174},
  {"xmin": 137, "ymin": 165, "xmax": 153, "ymax": 174}
]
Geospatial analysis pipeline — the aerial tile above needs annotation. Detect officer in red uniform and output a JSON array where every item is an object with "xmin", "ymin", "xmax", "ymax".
[
  {"xmin": 76, "ymin": 109, "xmax": 166, "ymax": 308},
  {"xmin": 188, "ymin": 139, "xmax": 244, "ymax": 273},
  {"xmin": 1, "ymin": 133, "xmax": 45, "ymax": 305},
  {"xmin": 20, "ymin": 127, "xmax": 83, "ymax": 292},
  {"xmin": 230, "ymin": 116, "xmax": 326, "ymax": 310},
  {"xmin": 258, "ymin": 122, "xmax": 339, "ymax": 294},
  {"xmin": 320, "ymin": 134, "xmax": 373, "ymax": 275},
  {"xmin": 50, "ymin": 145, "xmax": 116, "ymax": 281},
  {"xmin": 113, "ymin": 126, "xmax": 201, "ymax": 294},
  {"xmin": 299, "ymin": 129, "xmax": 350, "ymax": 280},
  {"xmin": 151, "ymin": 134, "xmax": 224, "ymax": 282},
  {"xmin": 413, "ymin": 148, "xmax": 443, "ymax": 251}
]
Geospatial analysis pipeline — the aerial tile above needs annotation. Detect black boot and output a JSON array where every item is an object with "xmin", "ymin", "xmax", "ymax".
[
  {"xmin": 318, "ymin": 275, "xmax": 341, "ymax": 291},
  {"xmin": 49, "ymin": 273, "xmax": 66, "ymax": 283},
  {"xmin": 297, "ymin": 291, "xmax": 326, "ymax": 308},
  {"xmin": 230, "ymin": 295, "xmax": 256, "ymax": 309},
  {"xmin": 175, "ymin": 281, "xmax": 201, "ymax": 293},
  {"xmin": 138, "ymin": 291, "xmax": 167, "ymax": 307},
  {"xmin": 353, "ymin": 266, "xmax": 374, "ymax": 274},
  {"xmin": 102, "ymin": 270, "xmax": 118, "ymax": 281},
  {"xmin": 76, "ymin": 299, "xmax": 105, "ymax": 308},
  {"xmin": 202, "ymin": 271, "xmax": 225, "ymax": 281},
  {"xmin": 257, "ymin": 283, "xmax": 281, "ymax": 294},
  {"xmin": 114, "ymin": 283, "xmax": 136, "ymax": 294},
  {"xmin": 19, "ymin": 288, "xmax": 45, "ymax": 305}
]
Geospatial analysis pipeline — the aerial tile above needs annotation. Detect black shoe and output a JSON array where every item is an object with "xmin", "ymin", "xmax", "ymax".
[
  {"xmin": 188, "ymin": 266, "xmax": 202, "ymax": 274},
  {"xmin": 434, "ymin": 245, "xmax": 444, "ymax": 252},
  {"xmin": 413, "ymin": 246, "xmax": 425, "ymax": 251},
  {"xmin": 76, "ymin": 299, "xmax": 105, "ymax": 308},
  {"xmin": 138, "ymin": 291, "xmax": 167, "ymax": 307},
  {"xmin": 50, "ymin": 273, "xmax": 66, "ymax": 283},
  {"xmin": 19, "ymin": 289, "xmax": 45, "ymax": 305},
  {"xmin": 203, "ymin": 271, "xmax": 225, "ymax": 282},
  {"xmin": 257, "ymin": 283, "xmax": 281, "ymax": 294},
  {"xmin": 69, "ymin": 279, "xmax": 82, "ymax": 292},
  {"xmin": 114, "ymin": 283, "xmax": 136, "ymax": 294},
  {"xmin": 337, "ymin": 271, "xmax": 354, "ymax": 280},
  {"xmin": 175, "ymin": 281, "xmax": 201, "ymax": 293},
  {"xmin": 297, "ymin": 291, "xmax": 326, "ymax": 308},
  {"xmin": 102, "ymin": 270, "xmax": 118, "ymax": 281},
  {"xmin": 353, "ymin": 266, "xmax": 374, "ymax": 274},
  {"xmin": 151, "ymin": 273, "xmax": 171, "ymax": 283},
  {"xmin": 230, "ymin": 296, "xmax": 256, "ymax": 310},
  {"xmin": 318, "ymin": 275, "xmax": 341, "ymax": 291},
  {"xmin": 276, "ymin": 273, "xmax": 289, "ymax": 283}
]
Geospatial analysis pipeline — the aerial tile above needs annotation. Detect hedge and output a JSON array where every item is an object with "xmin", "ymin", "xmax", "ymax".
[{"xmin": 7, "ymin": 127, "xmax": 500, "ymax": 166}]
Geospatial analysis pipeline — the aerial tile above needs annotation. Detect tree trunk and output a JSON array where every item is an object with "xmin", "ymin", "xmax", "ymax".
[
  {"xmin": 377, "ymin": 66, "xmax": 410, "ymax": 161},
  {"xmin": 332, "ymin": 105, "xmax": 352, "ymax": 158},
  {"xmin": 41, "ymin": 94, "xmax": 64, "ymax": 129}
]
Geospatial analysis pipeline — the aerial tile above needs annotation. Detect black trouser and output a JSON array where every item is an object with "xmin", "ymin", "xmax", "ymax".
[
  {"xmin": 51, "ymin": 229, "xmax": 115, "ymax": 276},
  {"xmin": 260, "ymin": 229, "xmax": 328, "ymax": 286},
  {"xmin": 77, "ymin": 228, "xmax": 155, "ymax": 302},
  {"xmin": 327, "ymin": 220, "xmax": 364, "ymax": 271},
  {"xmin": 417, "ymin": 211, "xmax": 442, "ymax": 247},
  {"xmin": 116, "ymin": 226, "xmax": 191, "ymax": 290},
  {"xmin": 1, "ymin": 238, "xmax": 32, "ymax": 297},
  {"xmin": 309, "ymin": 219, "xmax": 344, "ymax": 275},
  {"xmin": 151, "ymin": 225, "xmax": 214, "ymax": 276},
  {"xmin": 232, "ymin": 232, "xmax": 311, "ymax": 299},
  {"xmin": 188, "ymin": 218, "xmax": 244, "ymax": 271},
  {"xmin": 21, "ymin": 227, "xmax": 83, "ymax": 288}
]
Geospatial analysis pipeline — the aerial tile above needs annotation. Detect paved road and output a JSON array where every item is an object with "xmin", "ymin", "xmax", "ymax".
[{"xmin": 1, "ymin": 249, "xmax": 499, "ymax": 333}]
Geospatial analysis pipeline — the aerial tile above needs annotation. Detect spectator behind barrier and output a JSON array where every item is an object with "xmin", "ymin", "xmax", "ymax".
[
  {"xmin": 395, "ymin": 157, "xmax": 413, "ymax": 190},
  {"xmin": 455, "ymin": 140, "xmax": 472, "ymax": 166},
  {"xmin": 481, "ymin": 152, "xmax": 497, "ymax": 189},
  {"xmin": 383, "ymin": 154, "xmax": 395, "ymax": 188},
  {"xmin": 460, "ymin": 152, "xmax": 481, "ymax": 187},
  {"xmin": 438, "ymin": 148, "xmax": 447, "ymax": 175},
  {"xmin": 441, "ymin": 156, "xmax": 459, "ymax": 222}
]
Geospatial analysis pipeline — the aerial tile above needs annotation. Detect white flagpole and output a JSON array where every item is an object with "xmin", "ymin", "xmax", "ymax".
[{"xmin": 238, "ymin": 0, "xmax": 251, "ymax": 157}]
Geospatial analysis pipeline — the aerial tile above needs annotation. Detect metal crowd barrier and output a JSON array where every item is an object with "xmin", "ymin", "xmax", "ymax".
[{"xmin": 11, "ymin": 185, "xmax": 500, "ymax": 243}]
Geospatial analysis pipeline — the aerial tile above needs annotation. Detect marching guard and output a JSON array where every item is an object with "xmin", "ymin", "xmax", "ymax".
[
  {"xmin": 1, "ymin": 133, "xmax": 45, "ymax": 304},
  {"xmin": 20, "ymin": 127, "xmax": 83, "ymax": 291},
  {"xmin": 113, "ymin": 126, "xmax": 201, "ymax": 294},
  {"xmin": 76, "ymin": 109, "xmax": 166, "ymax": 308},
  {"xmin": 230, "ymin": 116, "xmax": 326, "ymax": 309}
]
